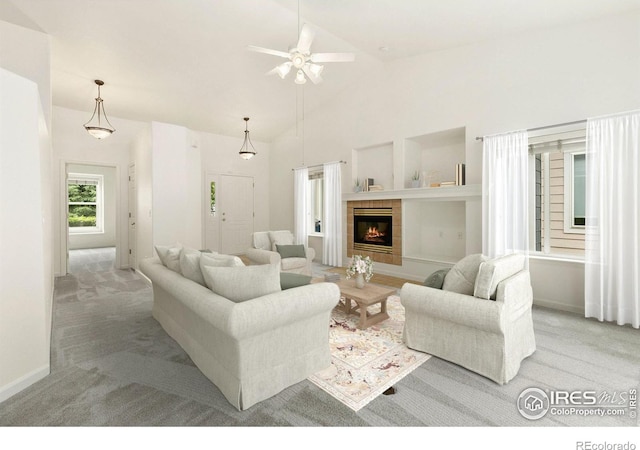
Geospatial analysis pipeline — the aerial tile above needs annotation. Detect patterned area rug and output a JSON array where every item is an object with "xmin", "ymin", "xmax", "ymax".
[{"xmin": 308, "ymin": 295, "xmax": 431, "ymax": 412}]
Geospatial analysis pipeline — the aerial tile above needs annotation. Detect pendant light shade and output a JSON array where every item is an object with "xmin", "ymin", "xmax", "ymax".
[
  {"xmin": 83, "ymin": 80, "xmax": 115, "ymax": 139},
  {"xmin": 239, "ymin": 117, "xmax": 257, "ymax": 160}
]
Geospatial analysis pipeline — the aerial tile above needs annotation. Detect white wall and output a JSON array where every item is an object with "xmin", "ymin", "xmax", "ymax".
[
  {"xmin": 151, "ymin": 122, "xmax": 202, "ymax": 250},
  {"xmin": 0, "ymin": 20, "xmax": 51, "ymax": 131},
  {"xmin": 132, "ymin": 126, "xmax": 153, "ymax": 268},
  {"xmin": 0, "ymin": 69, "xmax": 51, "ymax": 402},
  {"xmin": 199, "ymin": 130, "xmax": 271, "ymax": 239},
  {"xmin": 67, "ymin": 164, "xmax": 117, "ymax": 250},
  {"xmin": 270, "ymin": 13, "xmax": 640, "ymax": 313},
  {"xmin": 52, "ymin": 107, "xmax": 148, "ymax": 274}
]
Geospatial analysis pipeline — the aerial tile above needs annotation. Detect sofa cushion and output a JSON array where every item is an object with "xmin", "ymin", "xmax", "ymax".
[
  {"xmin": 202, "ymin": 263, "xmax": 281, "ymax": 303},
  {"xmin": 276, "ymin": 244, "xmax": 306, "ymax": 259},
  {"xmin": 269, "ymin": 230, "xmax": 294, "ymax": 251},
  {"xmin": 180, "ymin": 248, "xmax": 206, "ymax": 286},
  {"xmin": 442, "ymin": 254, "xmax": 487, "ymax": 295},
  {"xmin": 474, "ymin": 253, "xmax": 526, "ymax": 300},
  {"xmin": 155, "ymin": 244, "xmax": 183, "ymax": 273},
  {"xmin": 252, "ymin": 231, "xmax": 271, "ymax": 250},
  {"xmin": 423, "ymin": 268, "xmax": 450, "ymax": 289},
  {"xmin": 281, "ymin": 257, "xmax": 307, "ymax": 271}
]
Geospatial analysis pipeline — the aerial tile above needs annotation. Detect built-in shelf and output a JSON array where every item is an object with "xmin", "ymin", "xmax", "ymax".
[{"xmin": 342, "ymin": 184, "xmax": 481, "ymax": 202}]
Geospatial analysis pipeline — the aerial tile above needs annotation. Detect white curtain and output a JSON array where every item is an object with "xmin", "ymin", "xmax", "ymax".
[
  {"xmin": 323, "ymin": 161, "xmax": 342, "ymax": 266},
  {"xmin": 585, "ymin": 111, "xmax": 640, "ymax": 329},
  {"xmin": 293, "ymin": 167, "xmax": 309, "ymax": 247},
  {"xmin": 482, "ymin": 130, "xmax": 529, "ymax": 258}
]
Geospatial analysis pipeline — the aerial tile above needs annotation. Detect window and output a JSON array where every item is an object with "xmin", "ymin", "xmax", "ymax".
[
  {"xmin": 68, "ymin": 173, "xmax": 103, "ymax": 234},
  {"xmin": 530, "ymin": 132, "xmax": 585, "ymax": 257},
  {"xmin": 308, "ymin": 171, "xmax": 323, "ymax": 234},
  {"xmin": 565, "ymin": 152, "xmax": 585, "ymax": 229}
]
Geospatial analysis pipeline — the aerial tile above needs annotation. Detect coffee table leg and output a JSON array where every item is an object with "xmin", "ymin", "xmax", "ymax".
[{"xmin": 358, "ymin": 302, "xmax": 369, "ymax": 329}]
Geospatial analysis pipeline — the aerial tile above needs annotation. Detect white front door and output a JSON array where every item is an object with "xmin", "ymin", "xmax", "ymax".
[
  {"xmin": 215, "ymin": 174, "xmax": 254, "ymax": 255},
  {"xmin": 128, "ymin": 163, "xmax": 137, "ymax": 269}
]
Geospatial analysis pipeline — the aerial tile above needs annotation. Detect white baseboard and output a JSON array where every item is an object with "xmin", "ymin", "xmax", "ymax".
[
  {"xmin": 137, "ymin": 270, "xmax": 152, "ymax": 286},
  {"xmin": 533, "ymin": 297, "xmax": 584, "ymax": 315},
  {"xmin": 0, "ymin": 365, "xmax": 50, "ymax": 404}
]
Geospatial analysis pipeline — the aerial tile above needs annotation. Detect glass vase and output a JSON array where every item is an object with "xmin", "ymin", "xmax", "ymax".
[{"xmin": 355, "ymin": 273, "xmax": 365, "ymax": 288}]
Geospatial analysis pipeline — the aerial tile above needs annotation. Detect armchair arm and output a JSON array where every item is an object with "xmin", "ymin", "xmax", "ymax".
[
  {"xmin": 496, "ymin": 270, "xmax": 533, "ymax": 321},
  {"xmin": 306, "ymin": 246, "xmax": 316, "ymax": 262},
  {"xmin": 400, "ymin": 282, "xmax": 504, "ymax": 334},
  {"xmin": 245, "ymin": 247, "xmax": 281, "ymax": 265}
]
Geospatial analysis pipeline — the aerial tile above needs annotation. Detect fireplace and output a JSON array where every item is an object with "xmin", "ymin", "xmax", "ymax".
[{"xmin": 353, "ymin": 208, "xmax": 393, "ymax": 254}]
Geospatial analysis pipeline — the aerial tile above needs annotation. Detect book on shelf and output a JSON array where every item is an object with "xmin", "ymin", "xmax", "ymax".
[
  {"xmin": 455, "ymin": 163, "xmax": 466, "ymax": 186},
  {"xmin": 363, "ymin": 178, "xmax": 374, "ymax": 191},
  {"xmin": 440, "ymin": 181, "xmax": 456, "ymax": 186},
  {"xmin": 368, "ymin": 184, "xmax": 384, "ymax": 191}
]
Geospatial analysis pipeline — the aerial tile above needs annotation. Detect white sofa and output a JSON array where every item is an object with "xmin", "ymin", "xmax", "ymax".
[
  {"xmin": 400, "ymin": 253, "xmax": 536, "ymax": 385},
  {"xmin": 245, "ymin": 230, "xmax": 315, "ymax": 275},
  {"xmin": 139, "ymin": 254, "xmax": 339, "ymax": 411}
]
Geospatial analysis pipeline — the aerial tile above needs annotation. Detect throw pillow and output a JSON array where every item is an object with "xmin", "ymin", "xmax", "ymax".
[
  {"xmin": 442, "ymin": 254, "xmax": 487, "ymax": 295},
  {"xmin": 280, "ymin": 272, "xmax": 312, "ymax": 290},
  {"xmin": 423, "ymin": 268, "xmax": 450, "ymax": 289},
  {"xmin": 155, "ymin": 244, "xmax": 183, "ymax": 273},
  {"xmin": 269, "ymin": 230, "xmax": 294, "ymax": 251},
  {"xmin": 179, "ymin": 248, "xmax": 205, "ymax": 286},
  {"xmin": 202, "ymin": 263, "xmax": 281, "ymax": 303},
  {"xmin": 276, "ymin": 244, "xmax": 306, "ymax": 259},
  {"xmin": 474, "ymin": 253, "xmax": 526, "ymax": 300},
  {"xmin": 199, "ymin": 252, "xmax": 244, "ymax": 281}
]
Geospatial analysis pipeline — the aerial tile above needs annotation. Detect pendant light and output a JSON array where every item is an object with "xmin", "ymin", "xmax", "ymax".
[
  {"xmin": 83, "ymin": 80, "xmax": 115, "ymax": 139},
  {"xmin": 239, "ymin": 117, "xmax": 257, "ymax": 160}
]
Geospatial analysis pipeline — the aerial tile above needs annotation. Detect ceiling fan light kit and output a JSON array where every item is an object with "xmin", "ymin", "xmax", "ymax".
[
  {"xmin": 249, "ymin": 23, "xmax": 354, "ymax": 85},
  {"xmin": 83, "ymin": 79, "xmax": 115, "ymax": 139}
]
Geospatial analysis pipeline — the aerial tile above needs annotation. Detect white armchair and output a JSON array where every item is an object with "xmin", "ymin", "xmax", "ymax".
[
  {"xmin": 400, "ymin": 253, "xmax": 536, "ymax": 385},
  {"xmin": 246, "ymin": 230, "xmax": 315, "ymax": 276}
]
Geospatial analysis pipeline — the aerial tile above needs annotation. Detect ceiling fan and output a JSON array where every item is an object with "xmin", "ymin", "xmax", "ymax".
[{"xmin": 248, "ymin": 23, "xmax": 355, "ymax": 85}]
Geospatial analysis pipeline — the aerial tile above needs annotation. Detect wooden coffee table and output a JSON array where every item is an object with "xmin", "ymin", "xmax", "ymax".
[{"xmin": 334, "ymin": 279, "xmax": 396, "ymax": 329}]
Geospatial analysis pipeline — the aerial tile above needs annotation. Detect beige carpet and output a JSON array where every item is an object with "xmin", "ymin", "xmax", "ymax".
[{"xmin": 308, "ymin": 295, "xmax": 430, "ymax": 412}]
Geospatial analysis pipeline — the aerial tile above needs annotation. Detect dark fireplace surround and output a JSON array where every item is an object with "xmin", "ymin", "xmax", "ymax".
[{"xmin": 347, "ymin": 200, "xmax": 402, "ymax": 265}]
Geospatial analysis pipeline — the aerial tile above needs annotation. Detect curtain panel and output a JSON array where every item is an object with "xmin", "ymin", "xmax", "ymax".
[
  {"xmin": 323, "ymin": 162, "xmax": 342, "ymax": 266},
  {"xmin": 585, "ymin": 111, "xmax": 640, "ymax": 329},
  {"xmin": 482, "ymin": 130, "xmax": 529, "ymax": 259},
  {"xmin": 293, "ymin": 167, "xmax": 309, "ymax": 247}
]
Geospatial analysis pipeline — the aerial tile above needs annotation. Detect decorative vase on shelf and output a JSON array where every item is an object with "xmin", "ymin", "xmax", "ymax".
[
  {"xmin": 411, "ymin": 179, "xmax": 421, "ymax": 188},
  {"xmin": 355, "ymin": 273, "xmax": 365, "ymax": 288}
]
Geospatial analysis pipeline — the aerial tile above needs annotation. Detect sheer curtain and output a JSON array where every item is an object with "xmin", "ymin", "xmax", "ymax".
[
  {"xmin": 323, "ymin": 161, "xmax": 342, "ymax": 266},
  {"xmin": 585, "ymin": 111, "xmax": 640, "ymax": 329},
  {"xmin": 293, "ymin": 167, "xmax": 309, "ymax": 247},
  {"xmin": 482, "ymin": 130, "xmax": 529, "ymax": 258}
]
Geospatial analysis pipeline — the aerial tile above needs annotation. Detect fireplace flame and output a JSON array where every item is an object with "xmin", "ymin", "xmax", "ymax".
[{"xmin": 365, "ymin": 226, "xmax": 385, "ymax": 240}]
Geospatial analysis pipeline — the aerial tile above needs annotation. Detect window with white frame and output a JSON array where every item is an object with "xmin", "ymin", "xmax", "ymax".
[
  {"xmin": 530, "ymin": 131, "xmax": 585, "ymax": 256},
  {"xmin": 68, "ymin": 173, "xmax": 104, "ymax": 234},
  {"xmin": 308, "ymin": 170, "xmax": 324, "ymax": 234}
]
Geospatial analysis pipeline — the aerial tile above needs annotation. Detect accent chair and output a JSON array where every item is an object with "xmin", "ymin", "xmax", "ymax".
[{"xmin": 400, "ymin": 253, "xmax": 536, "ymax": 385}]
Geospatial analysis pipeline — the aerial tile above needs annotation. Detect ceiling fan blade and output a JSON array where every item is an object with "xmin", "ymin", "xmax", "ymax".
[
  {"xmin": 296, "ymin": 23, "xmax": 316, "ymax": 54},
  {"xmin": 310, "ymin": 52, "xmax": 355, "ymax": 63},
  {"xmin": 247, "ymin": 45, "xmax": 291, "ymax": 59},
  {"xmin": 302, "ymin": 65, "xmax": 323, "ymax": 84}
]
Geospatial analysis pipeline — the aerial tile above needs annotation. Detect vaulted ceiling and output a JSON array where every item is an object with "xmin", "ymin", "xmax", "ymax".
[{"xmin": 5, "ymin": 0, "xmax": 640, "ymax": 141}]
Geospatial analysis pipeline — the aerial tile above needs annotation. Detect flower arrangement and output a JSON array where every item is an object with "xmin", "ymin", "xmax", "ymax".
[{"xmin": 346, "ymin": 255, "xmax": 374, "ymax": 282}]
